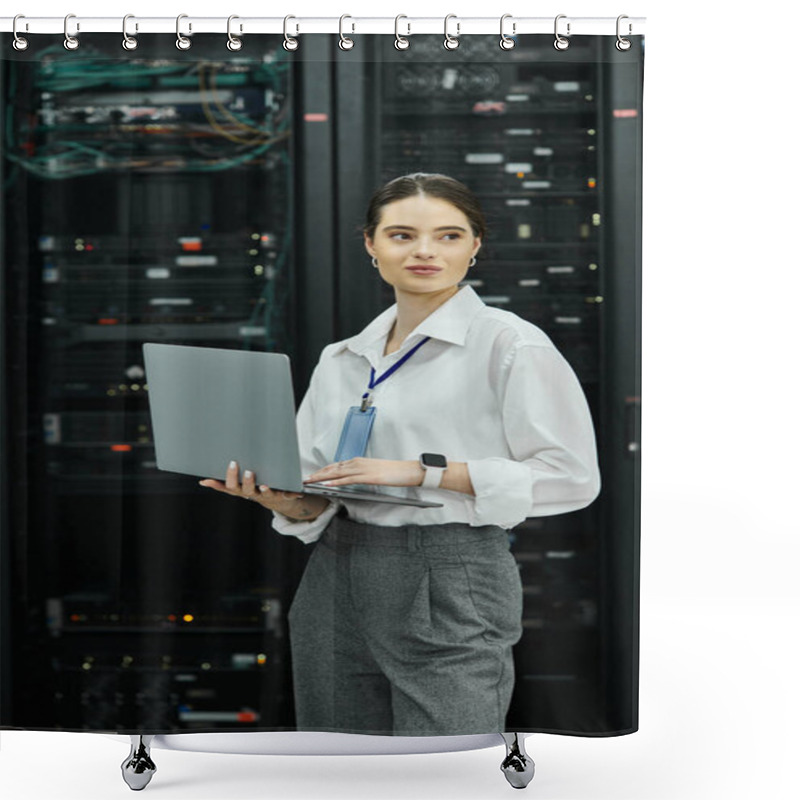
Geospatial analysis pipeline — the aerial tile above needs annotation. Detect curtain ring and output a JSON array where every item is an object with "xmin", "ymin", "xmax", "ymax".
[
  {"xmin": 554, "ymin": 14, "xmax": 570, "ymax": 51},
  {"xmin": 499, "ymin": 14, "xmax": 515, "ymax": 50},
  {"xmin": 394, "ymin": 15, "xmax": 411, "ymax": 51},
  {"xmin": 227, "ymin": 15, "xmax": 243, "ymax": 51},
  {"xmin": 283, "ymin": 15, "xmax": 299, "ymax": 51},
  {"xmin": 443, "ymin": 14, "xmax": 460, "ymax": 51},
  {"xmin": 339, "ymin": 15, "xmax": 355, "ymax": 50},
  {"xmin": 12, "ymin": 15, "xmax": 29, "ymax": 51},
  {"xmin": 122, "ymin": 14, "xmax": 138, "ymax": 51},
  {"xmin": 616, "ymin": 15, "xmax": 632, "ymax": 51},
  {"xmin": 63, "ymin": 13, "xmax": 79, "ymax": 51},
  {"xmin": 176, "ymin": 14, "xmax": 192, "ymax": 50}
]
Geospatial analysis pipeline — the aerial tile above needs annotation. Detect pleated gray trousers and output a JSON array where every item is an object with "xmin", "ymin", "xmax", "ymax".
[{"xmin": 288, "ymin": 509, "xmax": 524, "ymax": 736}]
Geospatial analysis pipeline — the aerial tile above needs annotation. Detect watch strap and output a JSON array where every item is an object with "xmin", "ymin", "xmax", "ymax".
[{"xmin": 421, "ymin": 466, "xmax": 444, "ymax": 489}]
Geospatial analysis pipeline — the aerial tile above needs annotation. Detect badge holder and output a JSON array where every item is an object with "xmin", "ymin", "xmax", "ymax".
[{"xmin": 333, "ymin": 393, "xmax": 376, "ymax": 462}]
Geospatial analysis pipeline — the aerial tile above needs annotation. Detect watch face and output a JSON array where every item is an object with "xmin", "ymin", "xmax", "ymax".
[{"xmin": 422, "ymin": 453, "xmax": 447, "ymax": 469}]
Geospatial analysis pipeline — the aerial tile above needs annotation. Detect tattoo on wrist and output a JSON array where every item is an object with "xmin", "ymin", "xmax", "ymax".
[
  {"xmin": 279, "ymin": 495, "xmax": 328, "ymax": 523},
  {"xmin": 286, "ymin": 503, "xmax": 316, "ymax": 521}
]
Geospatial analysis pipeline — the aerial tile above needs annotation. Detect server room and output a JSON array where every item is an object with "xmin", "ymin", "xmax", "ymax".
[{"xmin": 0, "ymin": 32, "xmax": 641, "ymax": 735}]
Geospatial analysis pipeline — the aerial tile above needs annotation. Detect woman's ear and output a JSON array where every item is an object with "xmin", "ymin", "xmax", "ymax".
[
  {"xmin": 472, "ymin": 237, "xmax": 482, "ymax": 257},
  {"xmin": 363, "ymin": 231, "xmax": 375, "ymax": 259}
]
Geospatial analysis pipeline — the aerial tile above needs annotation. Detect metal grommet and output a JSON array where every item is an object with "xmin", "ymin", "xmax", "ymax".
[
  {"xmin": 283, "ymin": 15, "xmax": 299, "ymax": 51},
  {"xmin": 554, "ymin": 14, "xmax": 570, "ymax": 51},
  {"xmin": 339, "ymin": 14, "xmax": 355, "ymax": 50},
  {"xmin": 499, "ymin": 14, "xmax": 516, "ymax": 50},
  {"xmin": 176, "ymin": 14, "xmax": 192, "ymax": 50},
  {"xmin": 443, "ymin": 14, "xmax": 460, "ymax": 51},
  {"xmin": 63, "ymin": 13, "xmax": 79, "ymax": 50},
  {"xmin": 227, "ymin": 15, "xmax": 243, "ymax": 51},
  {"xmin": 122, "ymin": 14, "xmax": 138, "ymax": 51},
  {"xmin": 394, "ymin": 15, "xmax": 410, "ymax": 50},
  {"xmin": 616, "ymin": 15, "xmax": 632, "ymax": 51},
  {"xmin": 12, "ymin": 15, "xmax": 29, "ymax": 51}
]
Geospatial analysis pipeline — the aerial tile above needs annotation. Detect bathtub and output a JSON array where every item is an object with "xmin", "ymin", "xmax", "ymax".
[{"xmin": 111, "ymin": 730, "xmax": 535, "ymax": 790}]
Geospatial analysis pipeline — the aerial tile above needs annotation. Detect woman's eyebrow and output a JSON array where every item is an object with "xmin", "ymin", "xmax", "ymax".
[{"xmin": 382, "ymin": 224, "xmax": 468, "ymax": 232}]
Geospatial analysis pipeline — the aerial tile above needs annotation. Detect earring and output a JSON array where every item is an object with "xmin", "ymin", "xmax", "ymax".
[
  {"xmin": 469, "ymin": 256, "xmax": 476, "ymax": 267},
  {"xmin": 372, "ymin": 257, "xmax": 379, "ymax": 268}
]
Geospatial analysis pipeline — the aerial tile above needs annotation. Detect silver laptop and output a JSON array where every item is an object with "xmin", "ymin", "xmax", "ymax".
[{"xmin": 142, "ymin": 343, "xmax": 442, "ymax": 508}]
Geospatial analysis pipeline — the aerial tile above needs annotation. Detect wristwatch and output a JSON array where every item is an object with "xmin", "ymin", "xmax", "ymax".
[{"xmin": 419, "ymin": 453, "xmax": 448, "ymax": 489}]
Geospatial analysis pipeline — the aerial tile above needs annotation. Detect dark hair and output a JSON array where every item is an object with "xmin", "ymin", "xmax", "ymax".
[{"xmin": 363, "ymin": 173, "xmax": 487, "ymax": 241}]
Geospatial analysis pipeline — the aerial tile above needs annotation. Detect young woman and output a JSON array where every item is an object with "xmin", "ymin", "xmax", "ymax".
[{"xmin": 199, "ymin": 173, "xmax": 600, "ymax": 736}]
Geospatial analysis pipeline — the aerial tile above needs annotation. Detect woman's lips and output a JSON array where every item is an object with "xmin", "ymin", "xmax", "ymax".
[{"xmin": 406, "ymin": 266, "xmax": 442, "ymax": 274}]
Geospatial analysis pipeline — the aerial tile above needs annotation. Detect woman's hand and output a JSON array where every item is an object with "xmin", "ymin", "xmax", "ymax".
[
  {"xmin": 199, "ymin": 460, "xmax": 330, "ymax": 521},
  {"xmin": 304, "ymin": 458, "xmax": 425, "ymax": 488}
]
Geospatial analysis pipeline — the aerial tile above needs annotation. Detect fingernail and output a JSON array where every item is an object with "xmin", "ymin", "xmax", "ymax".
[
  {"xmin": 229, "ymin": 460, "xmax": 236, "ymax": 469},
  {"xmin": 259, "ymin": 486, "xmax": 268, "ymax": 492},
  {"xmin": 244, "ymin": 470, "xmax": 253, "ymax": 479}
]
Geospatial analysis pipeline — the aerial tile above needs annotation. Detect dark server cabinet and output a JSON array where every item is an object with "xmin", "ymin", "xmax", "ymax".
[
  {"xmin": 0, "ymin": 35, "xmax": 314, "ymax": 732},
  {"xmin": 332, "ymin": 35, "xmax": 642, "ymax": 733}
]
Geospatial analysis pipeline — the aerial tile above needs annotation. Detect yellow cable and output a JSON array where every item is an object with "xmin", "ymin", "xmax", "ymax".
[{"xmin": 197, "ymin": 63, "xmax": 270, "ymax": 145}]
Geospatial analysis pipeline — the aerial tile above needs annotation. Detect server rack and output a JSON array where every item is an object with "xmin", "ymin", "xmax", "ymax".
[
  {"xmin": 332, "ymin": 35, "xmax": 642, "ymax": 733},
  {"xmin": 1, "ymin": 35, "xmax": 310, "ymax": 732}
]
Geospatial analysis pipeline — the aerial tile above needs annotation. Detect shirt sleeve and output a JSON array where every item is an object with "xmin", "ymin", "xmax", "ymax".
[
  {"xmin": 465, "ymin": 342, "xmax": 601, "ymax": 528},
  {"xmin": 270, "ymin": 356, "xmax": 341, "ymax": 544}
]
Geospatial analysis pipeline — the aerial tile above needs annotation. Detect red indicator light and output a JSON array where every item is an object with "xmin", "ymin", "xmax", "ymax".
[
  {"xmin": 111, "ymin": 444, "xmax": 132, "ymax": 452},
  {"xmin": 613, "ymin": 109, "xmax": 638, "ymax": 118},
  {"xmin": 181, "ymin": 241, "xmax": 202, "ymax": 251},
  {"xmin": 167, "ymin": 614, "xmax": 177, "ymax": 622},
  {"xmin": 304, "ymin": 113, "xmax": 329, "ymax": 122},
  {"xmin": 85, "ymin": 244, "xmax": 95, "ymax": 251},
  {"xmin": 98, "ymin": 318, "xmax": 119, "ymax": 325},
  {"xmin": 587, "ymin": 178, "xmax": 597, "ymax": 189},
  {"xmin": 237, "ymin": 711, "xmax": 258, "ymax": 723}
]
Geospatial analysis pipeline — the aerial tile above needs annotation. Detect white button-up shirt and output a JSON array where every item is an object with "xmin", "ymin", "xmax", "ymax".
[{"xmin": 272, "ymin": 285, "xmax": 600, "ymax": 544}]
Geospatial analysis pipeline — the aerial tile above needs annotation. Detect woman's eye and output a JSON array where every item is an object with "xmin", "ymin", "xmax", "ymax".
[
  {"xmin": 443, "ymin": 233, "xmax": 461, "ymax": 240},
  {"xmin": 390, "ymin": 233, "xmax": 410, "ymax": 240}
]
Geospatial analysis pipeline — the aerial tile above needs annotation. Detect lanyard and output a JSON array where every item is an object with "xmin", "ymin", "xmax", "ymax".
[{"xmin": 360, "ymin": 335, "xmax": 431, "ymax": 411}]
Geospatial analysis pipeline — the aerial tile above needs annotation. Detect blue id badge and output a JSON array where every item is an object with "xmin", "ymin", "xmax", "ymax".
[{"xmin": 333, "ymin": 405, "xmax": 377, "ymax": 462}]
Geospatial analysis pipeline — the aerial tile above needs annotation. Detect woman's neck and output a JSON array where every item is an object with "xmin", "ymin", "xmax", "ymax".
[{"xmin": 389, "ymin": 285, "xmax": 461, "ymax": 345}]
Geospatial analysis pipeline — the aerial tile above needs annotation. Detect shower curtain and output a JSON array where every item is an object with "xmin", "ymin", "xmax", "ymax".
[{"xmin": 0, "ymin": 26, "xmax": 643, "ymax": 738}]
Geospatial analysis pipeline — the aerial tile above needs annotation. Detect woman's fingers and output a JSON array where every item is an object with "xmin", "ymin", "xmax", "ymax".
[
  {"xmin": 241, "ymin": 466, "xmax": 257, "ymax": 497},
  {"xmin": 225, "ymin": 460, "xmax": 240, "ymax": 491},
  {"xmin": 304, "ymin": 458, "xmax": 424, "ymax": 488},
  {"xmin": 200, "ymin": 461, "xmax": 256, "ymax": 497},
  {"xmin": 199, "ymin": 462, "xmax": 306, "ymax": 508},
  {"xmin": 305, "ymin": 459, "xmax": 356, "ymax": 484}
]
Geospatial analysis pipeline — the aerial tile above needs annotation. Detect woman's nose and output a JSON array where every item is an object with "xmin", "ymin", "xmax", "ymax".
[{"xmin": 413, "ymin": 238, "xmax": 436, "ymax": 258}]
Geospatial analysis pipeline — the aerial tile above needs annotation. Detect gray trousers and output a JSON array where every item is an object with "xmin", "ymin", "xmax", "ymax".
[{"xmin": 288, "ymin": 510, "xmax": 523, "ymax": 736}]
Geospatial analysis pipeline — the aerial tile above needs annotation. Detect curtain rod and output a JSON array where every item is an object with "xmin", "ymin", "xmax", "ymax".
[{"xmin": 0, "ymin": 15, "xmax": 646, "ymax": 37}]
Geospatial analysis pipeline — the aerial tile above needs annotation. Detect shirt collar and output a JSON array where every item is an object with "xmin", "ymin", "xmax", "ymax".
[{"xmin": 336, "ymin": 285, "xmax": 486, "ymax": 357}]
